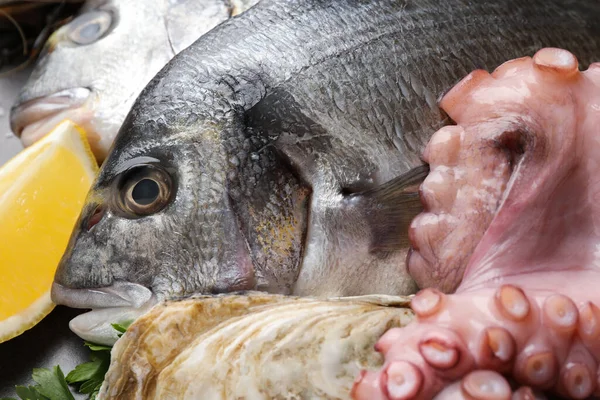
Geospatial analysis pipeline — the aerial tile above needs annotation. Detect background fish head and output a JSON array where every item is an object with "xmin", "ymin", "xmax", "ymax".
[{"xmin": 9, "ymin": 0, "xmax": 256, "ymax": 161}]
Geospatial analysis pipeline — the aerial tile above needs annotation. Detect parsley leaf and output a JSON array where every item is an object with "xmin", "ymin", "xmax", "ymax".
[
  {"xmin": 65, "ymin": 345, "xmax": 110, "ymax": 399},
  {"xmin": 83, "ymin": 342, "xmax": 111, "ymax": 352},
  {"xmin": 65, "ymin": 359, "xmax": 103, "ymax": 384},
  {"xmin": 67, "ymin": 338, "xmax": 111, "ymax": 399},
  {"xmin": 8, "ymin": 322, "xmax": 125, "ymax": 400},
  {"xmin": 110, "ymin": 320, "xmax": 132, "ymax": 337},
  {"xmin": 31, "ymin": 367, "xmax": 74, "ymax": 400},
  {"xmin": 14, "ymin": 385, "xmax": 46, "ymax": 400},
  {"xmin": 15, "ymin": 385, "xmax": 45, "ymax": 400},
  {"xmin": 8, "ymin": 366, "xmax": 74, "ymax": 400},
  {"xmin": 11, "ymin": 385, "xmax": 45, "ymax": 400}
]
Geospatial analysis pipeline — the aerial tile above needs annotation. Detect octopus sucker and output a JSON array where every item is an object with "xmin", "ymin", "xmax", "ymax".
[
  {"xmin": 98, "ymin": 292, "xmax": 414, "ymax": 399},
  {"xmin": 353, "ymin": 48, "xmax": 600, "ymax": 399}
]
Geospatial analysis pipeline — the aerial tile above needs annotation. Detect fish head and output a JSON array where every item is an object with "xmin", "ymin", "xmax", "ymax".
[
  {"xmin": 55, "ymin": 119, "xmax": 251, "ymax": 295},
  {"xmin": 52, "ymin": 88, "xmax": 311, "ymax": 342},
  {"xmin": 9, "ymin": 0, "xmax": 254, "ymax": 161}
]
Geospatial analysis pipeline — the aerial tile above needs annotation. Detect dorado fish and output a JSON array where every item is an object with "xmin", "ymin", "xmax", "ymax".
[
  {"xmin": 98, "ymin": 293, "xmax": 414, "ymax": 400},
  {"xmin": 9, "ymin": 0, "xmax": 259, "ymax": 161},
  {"xmin": 52, "ymin": 0, "xmax": 600, "ymax": 344}
]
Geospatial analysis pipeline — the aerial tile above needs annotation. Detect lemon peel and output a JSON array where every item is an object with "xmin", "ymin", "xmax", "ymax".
[{"xmin": 0, "ymin": 120, "xmax": 98, "ymax": 343}]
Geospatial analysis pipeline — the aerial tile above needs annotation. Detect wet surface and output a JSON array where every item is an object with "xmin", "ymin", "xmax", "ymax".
[
  {"xmin": 0, "ymin": 70, "xmax": 88, "ymax": 398},
  {"xmin": 0, "ymin": 69, "xmax": 27, "ymax": 165}
]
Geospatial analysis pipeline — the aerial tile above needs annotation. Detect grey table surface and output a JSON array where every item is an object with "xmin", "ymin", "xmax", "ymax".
[
  {"xmin": 0, "ymin": 69, "xmax": 26, "ymax": 165},
  {"xmin": 0, "ymin": 69, "xmax": 88, "ymax": 398}
]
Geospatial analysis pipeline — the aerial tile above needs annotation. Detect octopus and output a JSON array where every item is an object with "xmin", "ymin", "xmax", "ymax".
[{"xmin": 352, "ymin": 47, "xmax": 600, "ymax": 399}]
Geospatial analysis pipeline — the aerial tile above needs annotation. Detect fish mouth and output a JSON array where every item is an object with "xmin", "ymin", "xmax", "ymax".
[
  {"xmin": 10, "ymin": 88, "xmax": 92, "ymax": 147},
  {"xmin": 51, "ymin": 281, "xmax": 158, "ymax": 346}
]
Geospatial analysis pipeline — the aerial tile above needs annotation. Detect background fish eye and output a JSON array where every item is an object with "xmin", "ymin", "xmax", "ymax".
[
  {"xmin": 117, "ymin": 165, "xmax": 173, "ymax": 217},
  {"xmin": 67, "ymin": 10, "xmax": 113, "ymax": 46}
]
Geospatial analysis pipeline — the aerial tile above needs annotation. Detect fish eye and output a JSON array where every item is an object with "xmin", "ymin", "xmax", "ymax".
[
  {"xmin": 118, "ymin": 166, "xmax": 173, "ymax": 217},
  {"xmin": 67, "ymin": 10, "xmax": 112, "ymax": 45}
]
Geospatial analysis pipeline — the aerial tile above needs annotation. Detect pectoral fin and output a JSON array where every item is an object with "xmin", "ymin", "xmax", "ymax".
[{"xmin": 350, "ymin": 165, "xmax": 429, "ymax": 252}]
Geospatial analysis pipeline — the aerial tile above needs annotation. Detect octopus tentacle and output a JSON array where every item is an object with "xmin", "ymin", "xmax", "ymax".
[
  {"xmin": 352, "ymin": 48, "xmax": 600, "ymax": 399},
  {"xmin": 435, "ymin": 370, "xmax": 548, "ymax": 400}
]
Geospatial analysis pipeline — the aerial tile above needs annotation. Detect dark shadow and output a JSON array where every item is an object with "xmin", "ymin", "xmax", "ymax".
[{"xmin": 0, "ymin": 306, "xmax": 88, "ymax": 397}]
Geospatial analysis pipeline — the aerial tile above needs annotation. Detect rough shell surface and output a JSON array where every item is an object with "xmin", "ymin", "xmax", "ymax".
[{"xmin": 98, "ymin": 292, "xmax": 414, "ymax": 399}]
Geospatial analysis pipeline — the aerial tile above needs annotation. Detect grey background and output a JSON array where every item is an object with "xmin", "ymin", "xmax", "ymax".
[{"xmin": 0, "ymin": 69, "xmax": 27, "ymax": 165}]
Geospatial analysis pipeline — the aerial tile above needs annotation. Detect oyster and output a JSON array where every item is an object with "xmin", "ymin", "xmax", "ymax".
[{"xmin": 99, "ymin": 292, "xmax": 414, "ymax": 399}]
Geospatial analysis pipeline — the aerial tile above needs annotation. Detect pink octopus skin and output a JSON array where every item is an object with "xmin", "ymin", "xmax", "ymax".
[{"xmin": 352, "ymin": 48, "xmax": 600, "ymax": 399}]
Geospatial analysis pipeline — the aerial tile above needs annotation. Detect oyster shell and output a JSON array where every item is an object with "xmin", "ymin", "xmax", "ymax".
[{"xmin": 99, "ymin": 292, "xmax": 414, "ymax": 399}]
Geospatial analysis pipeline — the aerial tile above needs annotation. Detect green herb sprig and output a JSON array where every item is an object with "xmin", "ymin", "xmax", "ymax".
[{"xmin": 1, "ymin": 321, "xmax": 132, "ymax": 400}]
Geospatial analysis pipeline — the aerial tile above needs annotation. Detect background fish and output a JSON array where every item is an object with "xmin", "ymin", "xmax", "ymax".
[
  {"xmin": 52, "ymin": 0, "xmax": 600, "ymax": 344},
  {"xmin": 99, "ymin": 293, "xmax": 414, "ymax": 400},
  {"xmin": 9, "ymin": 0, "xmax": 259, "ymax": 161}
]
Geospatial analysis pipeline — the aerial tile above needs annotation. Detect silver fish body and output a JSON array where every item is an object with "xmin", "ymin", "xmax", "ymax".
[
  {"xmin": 52, "ymin": 0, "xmax": 600, "ymax": 343},
  {"xmin": 98, "ymin": 293, "xmax": 414, "ymax": 400},
  {"xmin": 9, "ymin": 0, "xmax": 258, "ymax": 161}
]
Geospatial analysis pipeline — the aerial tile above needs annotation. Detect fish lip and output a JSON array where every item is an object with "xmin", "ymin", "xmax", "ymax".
[
  {"xmin": 51, "ymin": 281, "xmax": 153, "ymax": 309},
  {"xmin": 67, "ymin": 297, "xmax": 159, "ymax": 346},
  {"xmin": 10, "ymin": 87, "xmax": 91, "ymax": 139},
  {"xmin": 52, "ymin": 282, "xmax": 157, "ymax": 345}
]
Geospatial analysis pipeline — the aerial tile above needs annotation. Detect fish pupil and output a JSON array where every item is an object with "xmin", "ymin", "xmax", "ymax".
[{"xmin": 132, "ymin": 179, "xmax": 160, "ymax": 206}]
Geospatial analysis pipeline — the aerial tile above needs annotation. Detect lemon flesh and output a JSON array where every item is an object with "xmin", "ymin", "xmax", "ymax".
[{"xmin": 0, "ymin": 120, "xmax": 98, "ymax": 343}]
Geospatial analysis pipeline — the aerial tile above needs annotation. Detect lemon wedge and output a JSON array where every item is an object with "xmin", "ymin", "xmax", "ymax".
[{"xmin": 0, "ymin": 120, "xmax": 98, "ymax": 343}]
